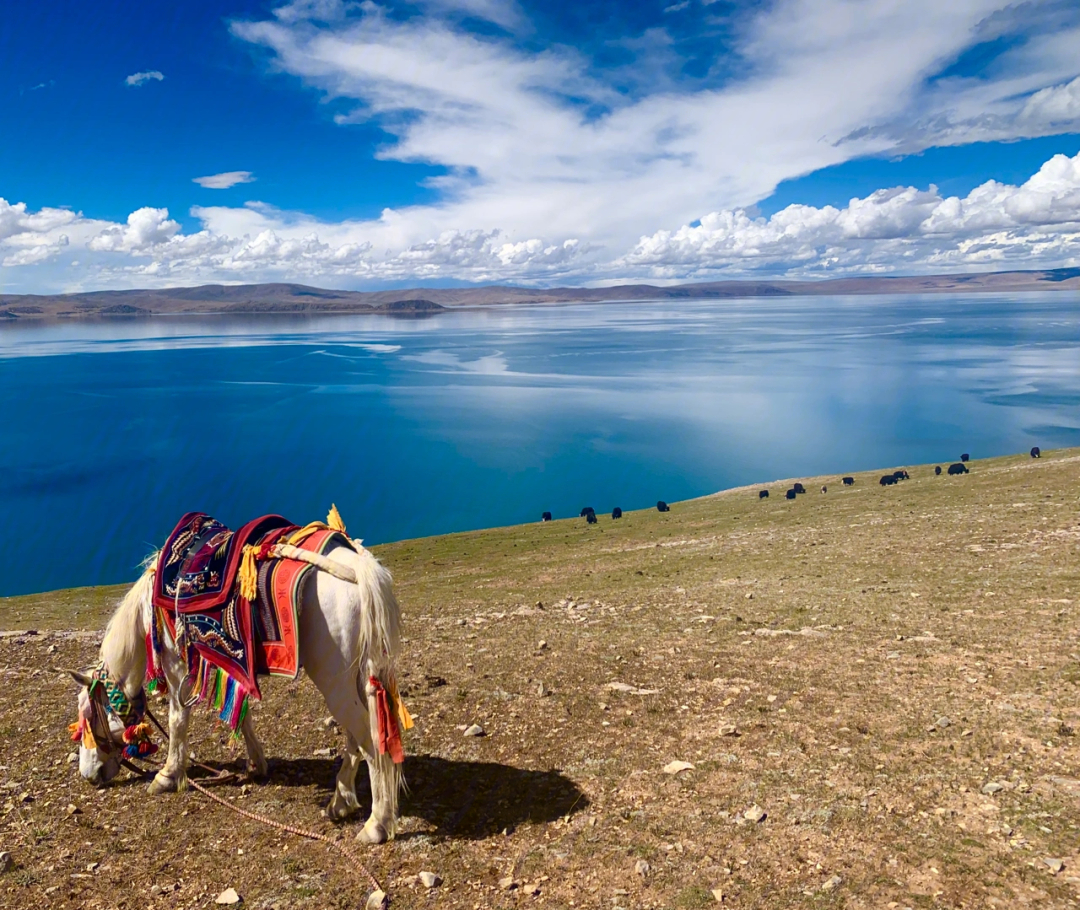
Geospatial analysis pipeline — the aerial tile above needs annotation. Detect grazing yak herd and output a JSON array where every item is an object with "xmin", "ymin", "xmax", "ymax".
[{"xmin": 542, "ymin": 447, "xmax": 1045, "ymax": 524}]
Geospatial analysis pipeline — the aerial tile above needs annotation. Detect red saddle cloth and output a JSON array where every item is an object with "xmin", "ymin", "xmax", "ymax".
[{"xmin": 150, "ymin": 512, "xmax": 348, "ymax": 723}]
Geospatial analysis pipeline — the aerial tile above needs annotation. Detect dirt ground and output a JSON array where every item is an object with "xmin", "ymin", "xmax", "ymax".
[{"xmin": 2, "ymin": 448, "xmax": 1079, "ymax": 910}]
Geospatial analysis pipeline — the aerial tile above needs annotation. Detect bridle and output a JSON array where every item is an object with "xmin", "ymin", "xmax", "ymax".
[{"xmin": 73, "ymin": 664, "xmax": 160, "ymax": 776}]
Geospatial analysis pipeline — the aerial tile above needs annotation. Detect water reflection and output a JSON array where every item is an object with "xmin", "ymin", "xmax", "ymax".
[{"xmin": 0, "ymin": 293, "xmax": 1077, "ymax": 596}]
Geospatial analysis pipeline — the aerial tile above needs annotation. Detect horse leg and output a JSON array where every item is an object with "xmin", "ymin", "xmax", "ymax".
[
  {"xmin": 149, "ymin": 640, "xmax": 191, "ymax": 794},
  {"xmin": 149, "ymin": 689, "xmax": 191, "ymax": 793},
  {"xmin": 316, "ymin": 688, "xmax": 371, "ymax": 823},
  {"xmin": 240, "ymin": 712, "xmax": 268, "ymax": 779}
]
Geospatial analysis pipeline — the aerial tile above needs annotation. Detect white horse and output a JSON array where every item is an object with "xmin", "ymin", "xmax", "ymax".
[{"xmin": 68, "ymin": 542, "xmax": 405, "ymax": 844}]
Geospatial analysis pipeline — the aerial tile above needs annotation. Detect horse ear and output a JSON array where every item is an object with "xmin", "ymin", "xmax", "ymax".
[{"xmin": 60, "ymin": 668, "xmax": 94, "ymax": 687}]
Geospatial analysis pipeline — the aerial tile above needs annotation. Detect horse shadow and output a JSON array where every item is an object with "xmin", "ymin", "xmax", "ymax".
[{"xmin": 259, "ymin": 753, "xmax": 589, "ymax": 840}]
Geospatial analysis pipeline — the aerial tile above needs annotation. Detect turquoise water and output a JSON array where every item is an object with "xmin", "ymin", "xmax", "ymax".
[{"xmin": 1, "ymin": 292, "xmax": 1078, "ymax": 597}]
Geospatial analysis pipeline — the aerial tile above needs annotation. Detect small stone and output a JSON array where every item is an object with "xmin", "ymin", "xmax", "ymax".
[
  {"xmin": 536, "ymin": 681, "xmax": 549, "ymax": 697},
  {"xmin": 463, "ymin": 724, "xmax": 485, "ymax": 737},
  {"xmin": 523, "ymin": 881, "xmax": 542, "ymax": 896},
  {"xmin": 936, "ymin": 716, "xmax": 951, "ymax": 729},
  {"xmin": 150, "ymin": 884, "xmax": 161, "ymax": 895},
  {"xmin": 745, "ymin": 592, "xmax": 753, "ymax": 600},
  {"xmin": 821, "ymin": 875, "xmax": 842, "ymax": 892},
  {"xmin": 537, "ymin": 640, "xmax": 548, "ymax": 650},
  {"xmin": 365, "ymin": 889, "xmax": 388, "ymax": 910},
  {"xmin": 719, "ymin": 724, "xmax": 740, "ymax": 737},
  {"xmin": 419, "ymin": 871, "xmax": 442, "ymax": 888},
  {"xmin": 67, "ymin": 752, "xmax": 78, "ymax": 764},
  {"xmin": 322, "ymin": 716, "xmax": 338, "ymax": 729},
  {"xmin": 498, "ymin": 876, "xmax": 518, "ymax": 890},
  {"xmin": 634, "ymin": 859, "xmax": 650, "ymax": 876},
  {"xmin": 982, "ymin": 782, "xmax": 1004, "ymax": 795},
  {"xmin": 1044, "ymin": 858, "xmax": 1065, "ymax": 874},
  {"xmin": 743, "ymin": 804, "xmax": 766, "ymax": 823},
  {"xmin": 711, "ymin": 887, "xmax": 725, "ymax": 902},
  {"xmin": 312, "ymin": 747, "xmax": 333, "ymax": 757},
  {"xmin": 663, "ymin": 760, "xmax": 695, "ymax": 774},
  {"xmin": 66, "ymin": 804, "xmax": 81, "ymax": 815},
  {"xmin": 0, "ymin": 852, "xmax": 11, "ymax": 874},
  {"xmin": 86, "ymin": 862, "xmax": 100, "ymax": 872},
  {"xmin": 214, "ymin": 888, "xmax": 241, "ymax": 905}
]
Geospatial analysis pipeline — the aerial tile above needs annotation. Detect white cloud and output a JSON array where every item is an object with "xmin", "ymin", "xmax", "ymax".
[
  {"xmin": 87, "ymin": 208, "xmax": 181, "ymax": 252},
  {"xmin": 193, "ymin": 171, "xmax": 257, "ymax": 189},
  {"xmin": 616, "ymin": 151, "xmax": 1080, "ymax": 278},
  {"xmin": 6, "ymin": 1, "xmax": 1080, "ymax": 290},
  {"xmin": 124, "ymin": 70, "xmax": 165, "ymax": 87}
]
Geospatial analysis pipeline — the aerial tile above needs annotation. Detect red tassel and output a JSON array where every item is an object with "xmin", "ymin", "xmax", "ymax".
[{"xmin": 369, "ymin": 676, "xmax": 404, "ymax": 764}]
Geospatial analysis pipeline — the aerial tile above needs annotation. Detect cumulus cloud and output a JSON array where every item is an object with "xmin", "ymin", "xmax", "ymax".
[
  {"xmin": 3, "ymin": 151, "xmax": 1080, "ymax": 289},
  {"xmin": 193, "ymin": 171, "xmax": 257, "ymax": 189},
  {"xmin": 616, "ymin": 152, "xmax": 1080, "ymax": 278},
  {"xmin": 87, "ymin": 208, "xmax": 181, "ymax": 252},
  {"xmin": 124, "ymin": 70, "xmax": 164, "ymax": 87}
]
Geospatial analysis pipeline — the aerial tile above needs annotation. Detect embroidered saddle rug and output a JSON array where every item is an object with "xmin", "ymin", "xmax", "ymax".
[{"xmin": 149, "ymin": 511, "xmax": 351, "ymax": 729}]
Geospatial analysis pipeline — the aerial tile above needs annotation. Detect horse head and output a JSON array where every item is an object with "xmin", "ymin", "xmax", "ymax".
[{"xmin": 66, "ymin": 668, "xmax": 129, "ymax": 786}]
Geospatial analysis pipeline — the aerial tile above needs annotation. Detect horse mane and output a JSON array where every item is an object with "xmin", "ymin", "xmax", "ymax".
[{"xmin": 100, "ymin": 551, "xmax": 158, "ymax": 699}]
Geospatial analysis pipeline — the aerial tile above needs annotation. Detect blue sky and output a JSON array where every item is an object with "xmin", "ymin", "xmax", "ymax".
[{"xmin": 2, "ymin": 0, "xmax": 1080, "ymax": 292}]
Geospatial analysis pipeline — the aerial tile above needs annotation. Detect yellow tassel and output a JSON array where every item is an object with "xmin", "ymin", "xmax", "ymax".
[
  {"xmin": 388, "ymin": 675, "xmax": 414, "ymax": 731},
  {"xmin": 238, "ymin": 544, "xmax": 259, "ymax": 601},
  {"xmin": 327, "ymin": 504, "xmax": 347, "ymax": 534}
]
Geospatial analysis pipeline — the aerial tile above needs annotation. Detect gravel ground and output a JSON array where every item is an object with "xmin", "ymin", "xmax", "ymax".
[{"xmin": 1, "ymin": 448, "xmax": 1079, "ymax": 909}]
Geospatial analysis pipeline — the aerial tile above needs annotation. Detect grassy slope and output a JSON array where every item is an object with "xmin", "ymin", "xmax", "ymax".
[{"xmin": 2, "ymin": 448, "xmax": 1079, "ymax": 909}]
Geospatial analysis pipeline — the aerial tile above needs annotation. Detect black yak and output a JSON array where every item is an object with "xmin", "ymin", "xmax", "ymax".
[
  {"xmin": 880, "ymin": 474, "xmax": 897, "ymax": 486},
  {"xmin": 580, "ymin": 507, "xmax": 595, "ymax": 517},
  {"xmin": 586, "ymin": 511, "xmax": 598, "ymax": 524},
  {"xmin": 842, "ymin": 477, "xmax": 854, "ymax": 486},
  {"xmin": 934, "ymin": 466, "xmax": 942, "ymax": 475},
  {"xmin": 793, "ymin": 483, "xmax": 806, "ymax": 494},
  {"xmin": 961, "ymin": 453, "xmax": 970, "ymax": 462},
  {"xmin": 656, "ymin": 501, "xmax": 670, "ymax": 512},
  {"xmin": 1031, "ymin": 446, "xmax": 1041, "ymax": 458},
  {"xmin": 759, "ymin": 490, "xmax": 769, "ymax": 499},
  {"xmin": 948, "ymin": 462, "xmax": 968, "ymax": 475},
  {"xmin": 785, "ymin": 489, "xmax": 797, "ymax": 500},
  {"xmin": 612, "ymin": 507, "xmax": 623, "ymax": 518},
  {"xmin": 541, "ymin": 511, "xmax": 552, "ymax": 522}
]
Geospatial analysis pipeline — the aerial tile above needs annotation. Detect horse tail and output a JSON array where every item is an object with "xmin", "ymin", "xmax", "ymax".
[{"xmin": 353, "ymin": 545, "xmax": 404, "ymax": 835}]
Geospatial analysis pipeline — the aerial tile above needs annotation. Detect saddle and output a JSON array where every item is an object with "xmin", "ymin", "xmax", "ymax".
[{"xmin": 149, "ymin": 511, "xmax": 351, "ymax": 728}]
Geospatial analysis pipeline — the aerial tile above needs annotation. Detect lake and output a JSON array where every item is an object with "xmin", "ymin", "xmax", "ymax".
[{"xmin": 1, "ymin": 292, "xmax": 1078, "ymax": 597}]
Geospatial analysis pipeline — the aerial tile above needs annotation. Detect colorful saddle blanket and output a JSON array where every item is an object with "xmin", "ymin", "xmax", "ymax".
[{"xmin": 150, "ymin": 512, "xmax": 350, "ymax": 727}]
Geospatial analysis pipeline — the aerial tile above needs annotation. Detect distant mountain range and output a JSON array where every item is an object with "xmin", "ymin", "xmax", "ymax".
[{"xmin": 3, "ymin": 267, "xmax": 1079, "ymax": 320}]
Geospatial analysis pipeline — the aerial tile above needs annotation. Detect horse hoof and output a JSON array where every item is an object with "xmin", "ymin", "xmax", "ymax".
[
  {"xmin": 356, "ymin": 820, "xmax": 388, "ymax": 844},
  {"xmin": 148, "ymin": 772, "xmax": 176, "ymax": 795}
]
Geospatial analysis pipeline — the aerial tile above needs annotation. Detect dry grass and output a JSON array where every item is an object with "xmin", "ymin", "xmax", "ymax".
[{"xmin": 2, "ymin": 448, "xmax": 1079, "ymax": 909}]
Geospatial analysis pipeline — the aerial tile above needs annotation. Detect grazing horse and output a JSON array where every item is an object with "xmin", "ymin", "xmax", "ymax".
[{"xmin": 66, "ymin": 518, "xmax": 406, "ymax": 845}]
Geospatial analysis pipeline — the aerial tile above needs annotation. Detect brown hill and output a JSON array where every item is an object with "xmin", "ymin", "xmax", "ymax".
[{"xmin": 1, "ymin": 267, "xmax": 1078, "ymax": 320}]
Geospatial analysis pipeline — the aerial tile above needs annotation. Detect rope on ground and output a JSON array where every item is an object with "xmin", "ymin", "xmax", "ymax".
[
  {"xmin": 186, "ymin": 778, "xmax": 387, "ymax": 907},
  {"xmin": 141, "ymin": 705, "xmax": 388, "ymax": 908}
]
